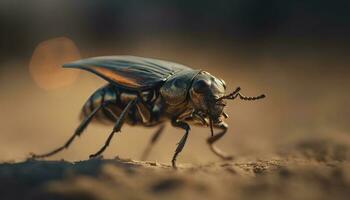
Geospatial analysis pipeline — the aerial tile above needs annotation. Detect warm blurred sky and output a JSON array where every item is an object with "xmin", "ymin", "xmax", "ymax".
[{"xmin": 0, "ymin": 1, "xmax": 349, "ymax": 163}]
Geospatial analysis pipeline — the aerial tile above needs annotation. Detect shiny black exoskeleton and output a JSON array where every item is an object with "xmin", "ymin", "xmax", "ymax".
[{"xmin": 31, "ymin": 56, "xmax": 265, "ymax": 168}]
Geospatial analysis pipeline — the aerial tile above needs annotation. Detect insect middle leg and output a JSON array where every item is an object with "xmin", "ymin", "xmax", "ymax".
[
  {"xmin": 171, "ymin": 119, "xmax": 190, "ymax": 168},
  {"xmin": 89, "ymin": 99, "xmax": 137, "ymax": 158},
  {"xmin": 140, "ymin": 124, "xmax": 166, "ymax": 160},
  {"xmin": 31, "ymin": 102, "xmax": 116, "ymax": 159},
  {"xmin": 206, "ymin": 122, "xmax": 233, "ymax": 160}
]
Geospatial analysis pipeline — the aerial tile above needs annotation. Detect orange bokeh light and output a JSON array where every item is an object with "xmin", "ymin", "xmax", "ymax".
[{"xmin": 29, "ymin": 37, "xmax": 81, "ymax": 90}]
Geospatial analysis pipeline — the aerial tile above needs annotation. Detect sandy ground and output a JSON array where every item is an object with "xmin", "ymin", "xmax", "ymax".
[{"xmin": 1, "ymin": 154, "xmax": 350, "ymax": 200}]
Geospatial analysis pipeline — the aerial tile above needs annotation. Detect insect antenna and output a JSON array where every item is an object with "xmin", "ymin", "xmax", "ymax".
[
  {"xmin": 216, "ymin": 87, "xmax": 266, "ymax": 102},
  {"xmin": 237, "ymin": 93, "xmax": 266, "ymax": 101}
]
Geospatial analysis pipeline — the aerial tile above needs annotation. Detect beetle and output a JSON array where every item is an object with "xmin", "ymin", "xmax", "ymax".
[{"xmin": 31, "ymin": 55, "xmax": 265, "ymax": 168}]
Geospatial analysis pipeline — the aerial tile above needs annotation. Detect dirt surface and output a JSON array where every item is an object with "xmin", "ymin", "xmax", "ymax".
[{"xmin": 1, "ymin": 154, "xmax": 350, "ymax": 200}]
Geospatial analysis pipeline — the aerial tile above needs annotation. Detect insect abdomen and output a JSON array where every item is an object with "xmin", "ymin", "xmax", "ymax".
[
  {"xmin": 81, "ymin": 84, "xmax": 163, "ymax": 126},
  {"xmin": 80, "ymin": 84, "xmax": 118, "ymax": 124}
]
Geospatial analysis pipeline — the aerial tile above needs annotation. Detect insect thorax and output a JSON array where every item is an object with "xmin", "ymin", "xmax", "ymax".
[{"xmin": 160, "ymin": 70, "xmax": 201, "ymax": 106}]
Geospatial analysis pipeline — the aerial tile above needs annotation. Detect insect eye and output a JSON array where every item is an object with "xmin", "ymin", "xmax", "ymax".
[{"xmin": 193, "ymin": 79, "xmax": 210, "ymax": 93}]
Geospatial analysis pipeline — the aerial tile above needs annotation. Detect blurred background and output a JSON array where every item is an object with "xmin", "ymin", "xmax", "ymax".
[{"xmin": 0, "ymin": 0, "xmax": 349, "ymax": 164}]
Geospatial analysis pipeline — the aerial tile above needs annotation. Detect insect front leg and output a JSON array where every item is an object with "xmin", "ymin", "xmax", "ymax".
[
  {"xmin": 140, "ymin": 124, "xmax": 166, "ymax": 160},
  {"xmin": 206, "ymin": 122, "xmax": 234, "ymax": 160},
  {"xmin": 171, "ymin": 119, "xmax": 190, "ymax": 169},
  {"xmin": 89, "ymin": 99, "xmax": 137, "ymax": 158},
  {"xmin": 31, "ymin": 102, "xmax": 115, "ymax": 159}
]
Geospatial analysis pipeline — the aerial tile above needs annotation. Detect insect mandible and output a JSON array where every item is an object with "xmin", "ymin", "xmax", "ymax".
[{"xmin": 31, "ymin": 56, "xmax": 266, "ymax": 168}]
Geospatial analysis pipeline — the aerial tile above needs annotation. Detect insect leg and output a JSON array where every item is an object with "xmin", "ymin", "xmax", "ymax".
[
  {"xmin": 31, "ymin": 102, "xmax": 112, "ymax": 159},
  {"xmin": 140, "ymin": 124, "xmax": 166, "ymax": 160},
  {"xmin": 171, "ymin": 119, "xmax": 190, "ymax": 169},
  {"xmin": 89, "ymin": 99, "xmax": 137, "ymax": 158},
  {"xmin": 206, "ymin": 122, "xmax": 233, "ymax": 160}
]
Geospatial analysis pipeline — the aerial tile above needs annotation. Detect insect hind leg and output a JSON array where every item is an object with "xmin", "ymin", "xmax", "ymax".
[
  {"xmin": 89, "ymin": 99, "xmax": 137, "ymax": 158},
  {"xmin": 30, "ymin": 102, "xmax": 115, "ymax": 159}
]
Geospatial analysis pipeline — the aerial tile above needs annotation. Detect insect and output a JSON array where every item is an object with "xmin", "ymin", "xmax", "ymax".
[{"xmin": 31, "ymin": 55, "xmax": 265, "ymax": 168}]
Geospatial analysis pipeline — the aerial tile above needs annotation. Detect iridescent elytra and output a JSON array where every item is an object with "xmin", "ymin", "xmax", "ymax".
[{"xmin": 31, "ymin": 55, "xmax": 266, "ymax": 168}]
